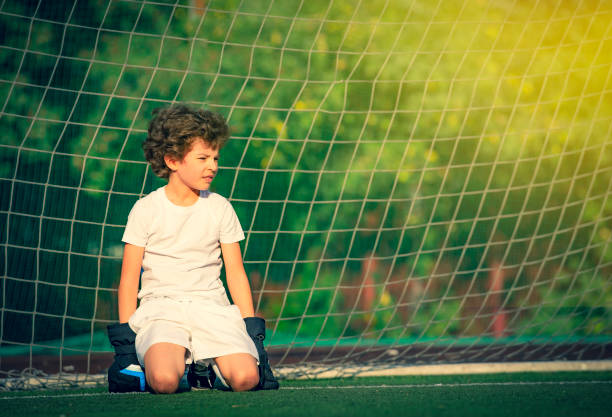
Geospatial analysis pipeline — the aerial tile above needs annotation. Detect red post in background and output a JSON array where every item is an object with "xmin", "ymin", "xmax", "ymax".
[
  {"xmin": 360, "ymin": 255, "xmax": 376, "ymax": 311},
  {"xmin": 488, "ymin": 262, "xmax": 507, "ymax": 338}
]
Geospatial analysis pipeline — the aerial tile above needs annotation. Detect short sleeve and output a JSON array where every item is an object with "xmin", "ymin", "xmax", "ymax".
[
  {"xmin": 219, "ymin": 199, "xmax": 245, "ymax": 244},
  {"xmin": 121, "ymin": 198, "xmax": 150, "ymax": 247}
]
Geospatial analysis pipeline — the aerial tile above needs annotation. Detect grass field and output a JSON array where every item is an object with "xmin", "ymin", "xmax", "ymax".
[{"xmin": 1, "ymin": 372, "xmax": 611, "ymax": 417}]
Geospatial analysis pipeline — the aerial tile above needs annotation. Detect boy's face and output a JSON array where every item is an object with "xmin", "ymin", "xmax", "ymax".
[{"xmin": 165, "ymin": 138, "xmax": 219, "ymax": 191}]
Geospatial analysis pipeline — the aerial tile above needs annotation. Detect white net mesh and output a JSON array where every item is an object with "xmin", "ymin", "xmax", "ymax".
[{"xmin": 0, "ymin": 0, "xmax": 611, "ymax": 388}]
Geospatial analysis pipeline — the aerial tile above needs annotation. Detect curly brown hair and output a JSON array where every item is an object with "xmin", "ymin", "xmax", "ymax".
[{"xmin": 143, "ymin": 105, "xmax": 230, "ymax": 178}]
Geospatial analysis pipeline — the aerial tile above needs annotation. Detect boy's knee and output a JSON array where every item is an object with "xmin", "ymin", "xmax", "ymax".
[
  {"xmin": 227, "ymin": 367, "xmax": 259, "ymax": 392},
  {"xmin": 147, "ymin": 369, "xmax": 180, "ymax": 394}
]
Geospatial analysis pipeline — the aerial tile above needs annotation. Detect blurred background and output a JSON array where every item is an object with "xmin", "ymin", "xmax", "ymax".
[{"xmin": 0, "ymin": 0, "xmax": 611, "ymax": 372}]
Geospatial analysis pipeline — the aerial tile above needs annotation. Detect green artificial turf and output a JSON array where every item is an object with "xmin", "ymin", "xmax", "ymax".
[{"xmin": 1, "ymin": 372, "xmax": 611, "ymax": 417}]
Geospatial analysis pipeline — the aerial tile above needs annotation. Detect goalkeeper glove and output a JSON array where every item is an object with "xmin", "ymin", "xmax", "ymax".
[
  {"xmin": 243, "ymin": 317, "xmax": 279, "ymax": 390},
  {"xmin": 107, "ymin": 323, "xmax": 147, "ymax": 393}
]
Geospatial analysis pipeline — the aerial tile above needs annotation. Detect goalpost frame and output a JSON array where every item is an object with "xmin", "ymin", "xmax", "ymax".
[{"xmin": 0, "ymin": 0, "xmax": 611, "ymax": 389}]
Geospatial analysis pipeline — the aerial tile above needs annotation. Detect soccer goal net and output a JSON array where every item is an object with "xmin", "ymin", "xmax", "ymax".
[{"xmin": 1, "ymin": 0, "xmax": 611, "ymax": 389}]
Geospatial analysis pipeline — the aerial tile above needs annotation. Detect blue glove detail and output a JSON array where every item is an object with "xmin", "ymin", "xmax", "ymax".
[{"xmin": 119, "ymin": 364, "xmax": 146, "ymax": 392}]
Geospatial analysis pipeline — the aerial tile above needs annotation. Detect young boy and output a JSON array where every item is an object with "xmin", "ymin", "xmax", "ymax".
[{"xmin": 107, "ymin": 105, "xmax": 278, "ymax": 393}]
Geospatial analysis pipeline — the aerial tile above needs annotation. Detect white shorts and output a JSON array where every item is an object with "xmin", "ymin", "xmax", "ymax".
[{"xmin": 128, "ymin": 290, "xmax": 258, "ymax": 367}]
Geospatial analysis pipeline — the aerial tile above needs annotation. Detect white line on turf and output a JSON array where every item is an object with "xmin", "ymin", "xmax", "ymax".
[
  {"xmin": 282, "ymin": 380, "xmax": 612, "ymax": 389},
  {"xmin": 0, "ymin": 380, "xmax": 611, "ymax": 399}
]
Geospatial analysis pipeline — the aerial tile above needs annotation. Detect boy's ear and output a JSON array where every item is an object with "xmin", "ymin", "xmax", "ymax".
[{"xmin": 164, "ymin": 154, "xmax": 178, "ymax": 172}]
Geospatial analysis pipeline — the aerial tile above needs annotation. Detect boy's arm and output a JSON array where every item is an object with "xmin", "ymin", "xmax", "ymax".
[
  {"xmin": 118, "ymin": 243, "xmax": 144, "ymax": 323},
  {"xmin": 108, "ymin": 243, "xmax": 146, "ymax": 392},
  {"xmin": 221, "ymin": 242, "xmax": 255, "ymax": 318},
  {"xmin": 221, "ymin": 241, "xmax": 279, "ymax": 390}
]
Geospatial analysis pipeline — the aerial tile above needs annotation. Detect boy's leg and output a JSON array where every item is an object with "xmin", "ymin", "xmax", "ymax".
[
  {"xmin": 214, "ymin": 353, "xmax": 259, "ymax": 392},
  {"xmin": 144, "ymin": 342, "xmax": 187, "ymax": 394}
]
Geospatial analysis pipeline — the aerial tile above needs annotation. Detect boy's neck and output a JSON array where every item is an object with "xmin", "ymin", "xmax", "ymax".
[{"xmin": 164, "ymin": 177, "xmax": 200, "ymax": 206}]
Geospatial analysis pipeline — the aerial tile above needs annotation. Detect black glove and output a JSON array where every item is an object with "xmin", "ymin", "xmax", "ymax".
[
  {"xmin": 243, "ymin": 317, "xmax": 279, "ymax": 390},
  {"xmin": 107, "ymin": 323, "xmax": 147, "ymax": 393}
]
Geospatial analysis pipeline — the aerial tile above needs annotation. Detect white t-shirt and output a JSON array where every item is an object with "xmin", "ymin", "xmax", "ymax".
[{"xmin": 122, "ymin": 186, "xmax": 245, "ymax": 300}]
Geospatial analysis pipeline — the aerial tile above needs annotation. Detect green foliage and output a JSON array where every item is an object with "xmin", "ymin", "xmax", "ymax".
[{"xmin": 0, "ymin": 0, "xmax": 610, "ymax": 346}]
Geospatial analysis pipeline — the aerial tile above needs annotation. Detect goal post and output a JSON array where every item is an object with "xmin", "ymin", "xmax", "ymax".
[{"xmin": 1, "ymin": 0, "xmax": 611, "ymax": 388}]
